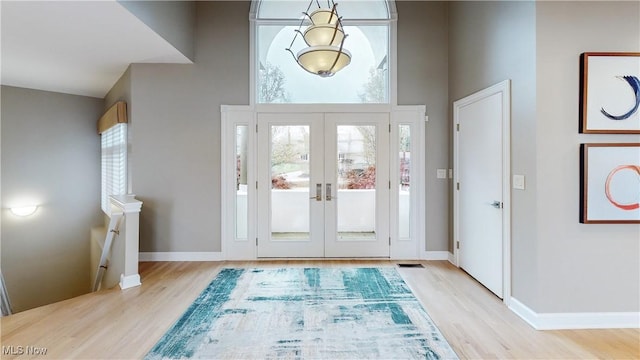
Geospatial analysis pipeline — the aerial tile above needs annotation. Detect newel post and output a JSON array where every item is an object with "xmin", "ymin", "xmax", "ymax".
[{"xmin": 110, "ymin": 195, "xmax": 143, "ymax": 289}]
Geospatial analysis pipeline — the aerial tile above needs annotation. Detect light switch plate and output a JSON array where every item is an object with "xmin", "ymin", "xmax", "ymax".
[
  {"xmin": 436, "ymin": 169, "xmax": 447, "ymax": 179},
  {"xmin": 513, "ymin": 174, "xmax": 525, "ymax": 190}
]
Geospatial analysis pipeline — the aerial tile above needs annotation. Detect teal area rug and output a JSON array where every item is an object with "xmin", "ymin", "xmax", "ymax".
[{"xmin": 146, "ymin": 268, "xmax": 459, "ymax": 360}]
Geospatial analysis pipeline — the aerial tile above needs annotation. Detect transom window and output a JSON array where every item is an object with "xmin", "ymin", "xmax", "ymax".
[
  {"xmin": 252, "ymin": 0, "xmax": 395, "ymax": 104},
  {"xmin": 256, "ymin": 0, "xmax": 390, "ymax": 20}
]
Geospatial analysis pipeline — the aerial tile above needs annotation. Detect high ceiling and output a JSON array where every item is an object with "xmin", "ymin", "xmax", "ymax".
[{"xmin": 1, "ymin": 1, "xmax": 192, "ymax": 98}]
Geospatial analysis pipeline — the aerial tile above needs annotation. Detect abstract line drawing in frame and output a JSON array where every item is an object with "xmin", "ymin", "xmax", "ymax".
[
  {"xmin": 580, "ymin": 52, "xmax": 640, "ymax": 134},
  {"xmin": 580, "ymin": 143, "xmax": 640, "ymax": 224}
]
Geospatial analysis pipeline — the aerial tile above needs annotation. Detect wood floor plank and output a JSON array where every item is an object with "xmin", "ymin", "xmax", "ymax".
[{"xmin": 1, "ymin": 260, "xmax": 638, "ymax": 359}]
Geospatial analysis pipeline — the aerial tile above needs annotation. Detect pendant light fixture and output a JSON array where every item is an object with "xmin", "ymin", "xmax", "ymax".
[{"xmin": 286, "ymin": 0, "xmax": 351, "ymax": 77}]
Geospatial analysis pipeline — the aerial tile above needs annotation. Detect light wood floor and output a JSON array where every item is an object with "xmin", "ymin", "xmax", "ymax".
[{"xmin": 1, "ymin": 260, "xmax": 639, "ymax": 359}]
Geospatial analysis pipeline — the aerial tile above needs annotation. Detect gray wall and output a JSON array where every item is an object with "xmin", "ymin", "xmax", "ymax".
[
  {"xmin": 448, "ymin": 1, "xmax": 538, "ymax": 307},
  {"xmin": 397, "ymin": 1, "xmax": 450, "ymax": 252},
  {"xmin": 105, "ymin": 66, "xmax": 132, "ymax": 117},
  {"xmin": 129, "ymin": 2, "xmax": 250, "ymax": 252},
  {"xmin": 125, "ymin": 1, "xmax": 451, "ymax": 254},
  {"xmin": 535, "ymin": 1, "xmax": 640, "ymax": 313},
  {"xmin": 449, "ymin": 1, "xmax": 640, "ymax": 313},
  {"xmin": 1, "ymin": 86, "xmax": 103, "ymax": 312},
  {"xmin": 118, "ymin": 1, "xmax": 196, "ymax": 61}
]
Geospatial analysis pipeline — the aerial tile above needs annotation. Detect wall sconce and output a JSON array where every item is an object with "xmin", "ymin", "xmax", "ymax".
[{"xmin": 10, "ymin": 205, "xmax": 38, "ymax": 217}]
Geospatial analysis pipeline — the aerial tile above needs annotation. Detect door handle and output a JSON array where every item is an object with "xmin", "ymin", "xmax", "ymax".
[
  {"xmin": 491, "ymin": 201, "xmax": 502, "ymax": 209},
  {"xmin": 326, "ymin": 183, "xmax": 333, "ymax": 201},
  {"xmin": 310, "ymin": 183, "xmax": 322, "ymax": 201}
]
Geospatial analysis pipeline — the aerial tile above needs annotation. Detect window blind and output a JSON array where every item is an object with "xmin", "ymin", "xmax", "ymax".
[{"xmin": 101, "ymin": 123, "xmax": 127, "ymax": 214}]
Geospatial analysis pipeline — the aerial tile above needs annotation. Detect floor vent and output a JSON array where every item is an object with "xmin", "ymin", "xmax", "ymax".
[{"xmin": 397, "ymin": 263, "xmax": 424, "ymax": 268}]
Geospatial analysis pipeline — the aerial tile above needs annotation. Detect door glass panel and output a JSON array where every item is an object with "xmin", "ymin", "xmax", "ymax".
[
  {"xmin": 236, "ymin": 125, "xmax": 248, "ymax": 239},
  {"xmin": 399, "ymin": 125, "xmax": 411, "ymax": 240},
  {"xmin": 271, "ymin": 125, "xmax": 310, "ymax": 240},
  {"xmin": 257, "ymin": 25, "xmax": 389, "ymax": 104},
  {"xmin": 336, "ymin": 125, "xmax": 376, "ymax": 240}
]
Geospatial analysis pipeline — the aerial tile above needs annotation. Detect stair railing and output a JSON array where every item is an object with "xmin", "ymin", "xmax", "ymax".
[{"xmin": 92, "ymin": 212, "xmax": 124, "ymax": 292}]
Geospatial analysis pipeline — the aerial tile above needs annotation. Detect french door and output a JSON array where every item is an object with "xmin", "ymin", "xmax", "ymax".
[{"xmin": 257, "ymin": 113, "xmax": 390, "ymax": 258}]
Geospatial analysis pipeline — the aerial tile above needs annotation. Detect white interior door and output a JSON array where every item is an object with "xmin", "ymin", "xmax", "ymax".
[
  {"xmin": 455, "ymin": 83, "xmax": 510, "ymax": 299},
  {"xmin": 257, "ymin": 113, "xmax": 390, "ymax": 258}
]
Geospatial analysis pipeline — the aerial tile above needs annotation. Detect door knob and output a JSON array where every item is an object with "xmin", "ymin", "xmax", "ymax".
[
  {"xmin": 491, "ymin": 201, "xmax": 502, "ymax": 209},
  {"xmin": 310, "ymin": 184, "xmax": 322, "ymax": 201}
]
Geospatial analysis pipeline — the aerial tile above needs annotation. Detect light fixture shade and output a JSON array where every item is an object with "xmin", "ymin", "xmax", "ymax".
[
  {"xmin": 297, "ymin": 45, "xmax": 351, "ymax": 77},
  {"xmin": 10, "ymin": 205, "xmax": 38, "ymax": 217},
  {"xmin": 303, "ymin": 24, "xmax": 345, "ymax": 47},
  {"xmin": 308, "ymin": 8, "xmax": 339, "ymax": 25},
  {"xmin": 286, "ymin": 2, "xmax": 351, "ymax": 77}
]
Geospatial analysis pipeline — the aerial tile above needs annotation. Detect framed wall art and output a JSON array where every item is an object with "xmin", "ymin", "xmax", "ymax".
[
  {"xmin": 580, "ymin": 52, "xmax": 640, "ymax": 133},
  {"xmin": 580, "ymin": 143, "xmax": 640, "ymax": 224}
]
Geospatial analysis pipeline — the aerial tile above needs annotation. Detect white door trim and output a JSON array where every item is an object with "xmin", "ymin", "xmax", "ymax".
[
  {"xmin": 453, "ymin": 80, "xmax": 511, "ymax": 305},
  {"xmin": 391, "ymin": 108, "xmax": 426, "ymax": 260},
  {"xmin": 220, "ymin": 106, "xmax": 257, "ymax": 260}
]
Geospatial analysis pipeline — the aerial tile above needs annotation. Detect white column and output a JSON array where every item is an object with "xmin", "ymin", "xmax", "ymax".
[{"xmin": 110, "ymin": 195, "xmax": 143, "ymax": 290}]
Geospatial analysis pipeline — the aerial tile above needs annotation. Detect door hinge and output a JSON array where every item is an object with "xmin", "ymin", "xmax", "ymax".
[
  {"xmin": 256, "ymin": 123, "xmax": 258, "ymax": 133},
  {"xmin": 389, "ymin": 124, "xmax": 391, "ymax": 133},
  {"xmin": 389, "ymin": 180, "xmax": 391, "ymax": 189},
  {"xmin": 456, "ymin": 123, "xmax": 460, "ymax": 131},
  {"xmin": 456, "ymin": 241, "xmax": 460, "ymax": 249},
  {"xmin": 256, "ymin": 181, "xmax": 258, "ymax": 190},
  {"xmin": 456, "ymin": 182, "xmax": 460, "ymax": 190},
  {"xmin": 256, "ymin": 238, "xmax": 258, "ymax": 246},
  {"xmin": 389, "ymin": 237, "xmax": 391, "ymax": 245}
]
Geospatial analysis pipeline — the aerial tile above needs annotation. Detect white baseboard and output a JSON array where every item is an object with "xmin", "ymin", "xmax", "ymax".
[
  {"xmin": 119, "ymin": 274, "xmax": 141, "ymax": 290},
  {"xmin": 422, "ymin": 251, "xmax": 450, "ymax": 260},
  {"xmin": 139, "ymin": 252, "xmax": 224, "ymax": 262},
  {"xmin": 508, "ymin": 297, "xmax": 539, "ymax": 328},
  {"xmin": 509, "ymin": 297, "xmax": 640, "ymax": 330}
]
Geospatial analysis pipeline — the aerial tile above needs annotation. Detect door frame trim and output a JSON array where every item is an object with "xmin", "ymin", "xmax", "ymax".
[{"xmin": 452, "ymin": 80, "xmax": 511, "ymax": 305}]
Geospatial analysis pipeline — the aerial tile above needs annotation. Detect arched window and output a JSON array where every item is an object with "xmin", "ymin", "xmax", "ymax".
[{"xmin": 251, "ymin": 0, "xmax": 396, "ymax": 104}]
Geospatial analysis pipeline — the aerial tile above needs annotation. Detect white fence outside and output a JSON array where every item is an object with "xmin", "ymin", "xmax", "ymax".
[{"xmin": 235, "ymin": 188, "xmax": 410, "ymax": 239}]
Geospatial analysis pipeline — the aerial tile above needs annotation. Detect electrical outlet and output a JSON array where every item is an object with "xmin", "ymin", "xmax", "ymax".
[{"xmin": 436, "ymin": 169, "xmax": 447, "ymax": 179}]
